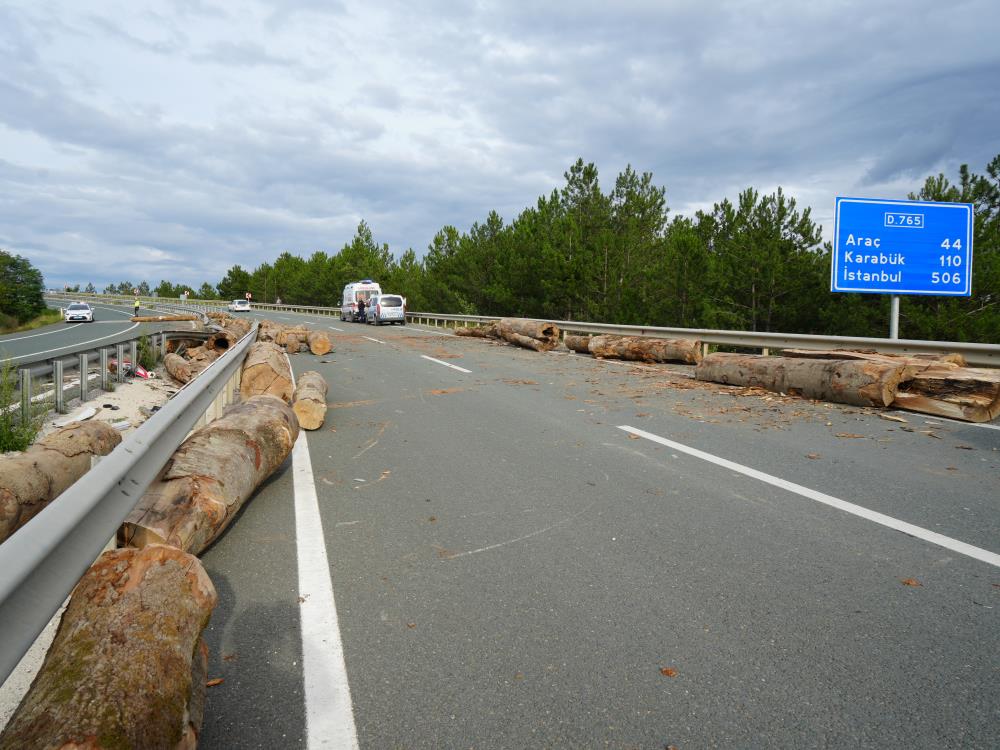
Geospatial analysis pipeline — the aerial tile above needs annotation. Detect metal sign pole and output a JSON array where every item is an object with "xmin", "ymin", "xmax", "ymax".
[{"xmin": 889, "ymin": 295, "xmax": 900, "ymax": 339}]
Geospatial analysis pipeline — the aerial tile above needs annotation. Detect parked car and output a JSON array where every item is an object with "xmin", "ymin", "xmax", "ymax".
[
  {"xmin": 64, "ymin": 302, "xmax": 94, "ymax": 323},
  {"xmin": 228, "ymin": 299, "xmax": 251, "ymax": 313},
  {"xmin": 366, "ymin": 294, "xmax": 406, "ymax": 326}
]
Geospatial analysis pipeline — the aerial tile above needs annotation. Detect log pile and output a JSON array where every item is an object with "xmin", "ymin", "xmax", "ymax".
[
  {"xmin": 293, "ymin": 370, "xmax": 329, "ymax": 430},
  {"xmin": 588, "ymin": 335, "xmax": 702, "ymax": 364},
  {"xmin": 257, "ymin": 320, "xmax": 332, "ymax": 355},
  {"xmin": 564, "ymin": 334, "xmax": 592, "ymax": 353},
  {"xmin": 130, "ymin": 314, "xmax": 199, "ymax": 322},
  {"xmin": 695, "ymin": 348, "xmax": 1000, "ymax": 422},
  {"xmin": 451, "ymin": 318, "xmax": 560, "ymax": 352},
  {"xmin": 120, "ymin": 395, "xmax": 299, "ymax": 554},
  {"xmin": 0, "ymin": 545, "xmax": 216, "ymax": 750},
  {"xmin": 0, "ymin": 422, "xmax": 121, "ymax": 543},
  {"xmin": 455, "ymin": 322, "xmax": 500, "ymax": 339}
]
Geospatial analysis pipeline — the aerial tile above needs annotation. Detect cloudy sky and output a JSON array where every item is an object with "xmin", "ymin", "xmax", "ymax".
[{"xmin": 2, "ymin": 0, "xmax": 998, "ymax": 291}]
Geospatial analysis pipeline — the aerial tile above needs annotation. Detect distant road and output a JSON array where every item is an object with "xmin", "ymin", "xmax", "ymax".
[{"xmin": 193, "ymin": 310, "xmax": 1000, "ymax": 749}]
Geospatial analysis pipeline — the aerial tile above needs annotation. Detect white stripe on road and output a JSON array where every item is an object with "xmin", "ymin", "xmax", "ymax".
[
  {"xmin": 4, "ymin": 323, "xmax": 141, "ymax": 362},
  {"xmin": 293, "ymin": 417, "xmax": 359, "ymax": 747},
  {"xmin": 619, "ymin": 425, "xmax": 1000, "ymax": 569},
  {"xmin": 0, "ymin": 323, "xmax": 83, "ymax": 342},
  {"xmin": 362, "ymin": 336, "xmax": 385, "ymax": 344},
  {"xmin": 328, "ymin": 326, "xmax": 345, "ymax": 332},
  {"xmin": 421, "ymin": 355, "xmax": 472, "ymax": 373}
]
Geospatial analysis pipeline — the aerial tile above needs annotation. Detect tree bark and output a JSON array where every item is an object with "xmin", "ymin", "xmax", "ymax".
[
  {"xmin": 779, "ymin": 348, "xmax": 966, "ymax": 376},
  {"xmin": 130, "ymin": 314, "xmax": 199, "ymax": 322},
  {"xmin": 695, "ymin": 353, "xmax": 905, "ymax": 407},
  {"xmin": 241, "ymin": 341, "xmax": 294, "ymax": 402},
  {"xmin": 164, "ymin": 352, "xmax": 193, "ymax": 384},
  {"xmin": 894, "ymin": 365, "xmax": 1000, "ymax": 422},
  {"xmin": 0, "ymin": 422, "xmax": 122, "ymax": 544},
  {"xmin": 306, "ymin": 330, "xmax": 332, "ymax": 356},
  {"xmin": 588, "ymin": 335, "xmax": 702, "ymax": 364},
  {"xmin": 293, "ymin": 371, "xmax": 328, "ymax": 430},
  {"xmin": 0, "ymin": 544, "xmax": 216, "ymax": 750},
  {"xmin": 497, "ymin": 319, "xmax": 560, "ymax": 351},
  {"xmin": 564, "ymin": 334, "xmax": 592, "ymax": 353},
  {"xmin": 454, "ymin": 322, "xmax": 499, "ymax": 339},
  {"xmin": 120, "ymin": 395, "xmax": 300, "ymax": 554}
]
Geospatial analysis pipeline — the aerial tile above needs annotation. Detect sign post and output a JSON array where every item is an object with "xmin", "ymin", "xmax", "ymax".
[{"xmin": 831, "ymin": 197, "xmax": 973, "ymax": 337}]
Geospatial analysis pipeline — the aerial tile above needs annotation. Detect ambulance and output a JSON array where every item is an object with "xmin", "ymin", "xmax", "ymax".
[{"xmin": 340, "ymin": 279, "xmax": 382, "ymax": 322}]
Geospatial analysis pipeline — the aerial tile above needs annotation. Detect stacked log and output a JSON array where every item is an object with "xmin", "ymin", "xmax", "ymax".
[
  {"xmin": 258, "ymin": 320, "xmax": 331, "ymax": 355},
  {"xmin": 455, "ymin": 322, "xmax": 500, "ymax": 339},
  {"xmin": 564, "ymin": 334, "xmax": 592, "ymax": 353},
  {"xmin": 285, "ymin": 333, "xmax": 304, "ymax": 354},
  {"xmin": 0, "ymin": 422, "xmax": 121, "ymax": 544},
  {"xmin": 588, "ymin": 335, "xmax": 702, "ymax": 364},
  {"xmin": 0, "ymin": 545, "xmax": 216, "ymax": 749},
  {"xmin": 164, "ymin": 352, "xmax": 193, "ymax": 384},
  {"xmin": 306, "ymin": 330, "xmax": 332, "ymax": 356},
  {"xmin": 130, "ymin": 314, "xmax": 199, "ymax": 322},
  {"xmin": 241, "ymin": 341, "xmax": 294, "ymax": 402},
  {"xmin": 695, "ymin": 353, "xmax": 905, "ymax": 407},
  {"xmin": 497, "ymin": 318, "xmax": 561, "ymax": 352},
  {"xmin": 120, "ymin": 395, "xmax": 299, "ymax": 554},
  {"xmin": 293, "ymin": 371, "xmax": 329, "ymax": 430}
]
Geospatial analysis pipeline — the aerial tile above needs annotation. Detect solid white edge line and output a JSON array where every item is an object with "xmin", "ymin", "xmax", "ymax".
[
  {"xmin": 290, "ymin": 366, "xmax": 359, "ymax": 748},
  {"xmin": 421, "ymin": 354, "xmax": 472, "ymax": 373},
  {"xmin": 618, "ymin": 425, "xmax": 1000, "ymax": 569},
  {"xmin": 6, "ymin": 322, "xmax": 142, "ymax": 362},
  {"xmin": 0, "ymin": 323, "xmax": 83, "ymax": 342}
]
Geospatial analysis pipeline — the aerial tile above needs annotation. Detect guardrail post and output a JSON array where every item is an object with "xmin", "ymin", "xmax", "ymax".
[
  {"xmin": 130, "ymin": 341, "xmax": 138, "ymax": 373},
  {"xmin": 100, "ymin": 349, "xmax": 110, "ymax": 391},
  {"xmin": 115, "ymin": 344, "xmax": 125, "ymax": 383},
  {"xmin": 78, "ymin": 353, "xmax": 89, "ymax": 402},
  {"xmin": 761, "ymin": 347, "xmax": 769, "ymax": 357},
  {"xmin": 53, "ymin": 360, "xmax": 65, "ymax": 413},
  {"xmin": 19, "ymin": 369, "xmax": 31, "ymax": 423},
  {"xmin": 702, "ymin": 342, "xmax": 710, "ymax": 359}
]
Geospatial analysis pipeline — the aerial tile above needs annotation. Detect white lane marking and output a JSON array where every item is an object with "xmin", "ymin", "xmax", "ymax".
[
  {"xmin": 290, "ymin": 362, "xmax": 359, "ymax": 748},
  {"xmin": 888, "ymin": 410, "xmax": 1000, "ymax": 432},
  {"xmin": 413, "ymin": 327, "xmax": 453, "ymax": 337},
  {"xmin": 0, "ymin": 323, "xmax": 83, "ymax": 342},
  {"xmin": 619, "ymin": 425, "xmax": 1000, "ymax": 569},
  {"xmin": 421, "ymin": 355, "xmax": 471, "ymax": 373},
  {"xmin": 328, "ymin": 326, "xmax": 345, "ymax": 332},
  {"xmin": 362, "ymin": 336, "xmax": 385, "ymax": 345},
  {"xmin": 5, "ymin": 323, "xmax": 141, "ymax": 362}
]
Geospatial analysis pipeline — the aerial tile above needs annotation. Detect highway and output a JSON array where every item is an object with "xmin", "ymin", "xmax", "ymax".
[{"xmin": 159, "ymin": 309, "xmax": 997, "ymax": 748}]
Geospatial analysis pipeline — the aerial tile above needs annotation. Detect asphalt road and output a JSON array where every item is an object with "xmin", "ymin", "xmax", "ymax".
[{"xmin": 192, "ymin": 312, "xmax": 999, "ymax": 749}]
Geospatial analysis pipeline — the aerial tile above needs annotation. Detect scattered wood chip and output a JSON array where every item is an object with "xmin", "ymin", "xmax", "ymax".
[
  {"xmin": 627, "ymin": 434, "xmax": 640, "ymax": 440},
  {"xmin": 805, "ymin": 453, "xmax": 821, "ymax": 459},
  {"xmin": 222, "ymin": 653, "xmax": 237, "ymax": 662},
  {"xmin": 206, "ymin": 678, "xmax": 225, "ymax": 687},
  {"xmin": 660, "ymin": 667, "xmax": 678, "ymax": 677},
  {"xmin": 901, "ymin": 578, "xmax": 922, "ymax": 587},
  {"xmin": 879, "ymin": 414, "xmax": 908, "ymax": 423},
  {"xmin": 956, "ymin": 445, "xmax": 975, "ymax": 450},
  {"xmin": 406, "ymin": 622, "xmax": 416, "ymax": 629},
  {"xmin": 835, "ymin": 433, "xmax": 866, "ymax": 439},
  {"xmin": 920, "ymin": 430, "xmax": 943, "ymax": 439}
]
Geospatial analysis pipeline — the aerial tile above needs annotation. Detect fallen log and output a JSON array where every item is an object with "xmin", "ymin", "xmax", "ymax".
[
  {"xmin": 0, "ymin": 422, "xmax": 122, "ymax": 544},
  {"xmin": 285, "ymin": 333, "xmax": 304, "ymax": 354},
  {"xmin": 187, "ymin": 348, "xmax": 220, "ymax": 379},
  {"xmin": 893, "ymin": 365, "xmax": 1000, "ymax": 423},
  {"xmin": 0, "ymin": 544, "xmax": 215, "ymax": 750},
  {"xmin": 241, "ymin": 341, "xmax": 294, "ymax": 402},
  {"xmin": 695, "ymin": 353, "xmax": 906, "ymax": 407},
  {"xmin": 306, "ymin": 330, "xmax": 332, "ymax": 355},
  {"xmin": 498, "ymin": 318, "xmax": 560, "ymax": 352},
  {"xmin": 293, "ymin": 371, "xmax": 329, "ymax": 430},
  {"xmin": 206, "ymin": 318, "xmax": 252, "ymax": 352},
  {"xmin": 454, "ymin": 322, "xmax": 499, "ymax": 339},
  {"xmin": 589, "ymin": 335, "xmax": 702, "ymax": 364},
  {"xmin": 120, "ymin": 395, "xmax": 300, "ymax": 554},
  {"xmin": 130, "ymin": 314, "xmax": 199, "ymax": 322},
  {"xmin": 164, "ymin": 352, "xmax": 193, "ymax": 384},
  {"xmin": 257, "ymin": 319, "xmax": 285, "ymax": 343},
  {"xmin": 564, "ymin": 334, "xmax": 592, "ymax": 353},
  {"xmin": 165, "ymin": 337, "xmax": 205, "ymax": 354},
  {"xmin": 781, "ymin": 348, "xmax": 967, "ymax": 367}
]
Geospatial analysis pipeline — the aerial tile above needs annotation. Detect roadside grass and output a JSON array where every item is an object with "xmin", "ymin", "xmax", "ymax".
[
  {"xmin": 0, "ymin": 308, "xmax": 63, "ymax": 335},
  {"xmin": 0, "ymin": 357, "xmax": 49, "ymax": 452}
]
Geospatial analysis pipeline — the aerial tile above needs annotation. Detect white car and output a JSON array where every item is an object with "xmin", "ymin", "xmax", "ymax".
[
  {"xmin": 64, "ymin": 302, "xmax": 94, "ymax": 323},
  {"xmin": 366, "ymin": 294, "xmax": 406, "ymax": 325},
  {"xmin": 228, "ymin": 299, "xmax": 251, "ymax": 313}
]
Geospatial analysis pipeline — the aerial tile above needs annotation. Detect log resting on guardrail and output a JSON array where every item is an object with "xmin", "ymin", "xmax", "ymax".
[
  {"xmin": 695, "ymin": 353, "xmax": 906, "ymax": 407},
  {"xmin": 588, "ymin": 335, "xmax": 702, "ymax": 364},
  {"xmin": 0, "ymin": 544, "xmax": 215, "ymax": 750},
  {"xmin": 119, "ymin": 395, "xmax": 299, "ymax": 555},
  {"xmin": 0, "ymin": 422, "xmax": 122, "ymax": 544}
]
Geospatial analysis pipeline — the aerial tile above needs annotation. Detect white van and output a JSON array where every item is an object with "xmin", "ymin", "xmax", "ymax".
[
  {"xmin": 341, "ymin": 280, "xmax": 382, "ymax": 322},
  {"xmin": 366, "ymin": 293, "xmax": 406, "ymax": 325}
]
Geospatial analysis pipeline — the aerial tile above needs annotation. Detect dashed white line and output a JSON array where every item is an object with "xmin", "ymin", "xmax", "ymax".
[
  {"xmin": 0, "ymin": 324, "xmax": 83, "ymax": 342},
  {"xmin": 421, "ymin": 355, "xmax": 471, "ymax": 373},
  {"xmin": 362, "ymin": 336, "xmax": 385, "ymax": 344},
  {"xmin": 328, "ymin": 326, "xmax": 345, "ymax": 332},
  {"xmin": 4, "ymin": 323, "xmax": 142, "ymax": 362},
  {"xmin": 618, "ymin": 425, "xmax": 1000, "ymax": 569}
]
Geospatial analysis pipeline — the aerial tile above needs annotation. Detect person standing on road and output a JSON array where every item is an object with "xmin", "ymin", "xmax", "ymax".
[
  {"xmin": 133, "ymin": 298, "xmax": 140, "ymax": 317},
  {"xmin": 357, "ymin": 297, "xmax": 366, "ymax": 322}
]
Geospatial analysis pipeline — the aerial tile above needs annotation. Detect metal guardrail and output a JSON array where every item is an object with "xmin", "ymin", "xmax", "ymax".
[
  {"xmin": 406, "ymin": 313, "xmax": 1000, "ymax": 367},
  {"xmin": 0, "ymin": 323, "xmax": 258, "ymax": 683}
]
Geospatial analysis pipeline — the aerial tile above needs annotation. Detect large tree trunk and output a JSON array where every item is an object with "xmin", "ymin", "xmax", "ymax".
[
  {"xmin": 497, "ymin": 318, "xmax": 560, "ymax": 352},
  {"xmin": 164, "ymin": 352, "xmax": 193, "ymax": 384},
  {"xmin": 306, "ymin": 330, "xmax": 332, "ymax": 355},
  {"xmin": 454, "ymin": 322, "xmax": 499, "ymax": 339},
  {"xmin": 564, "ymin": 334, "xmax": 592, "ymax": 353},
  {"xmin": 588, "ymin": 335, "xmax": 702, "ymax": 364},
  {"xmin": 130, "ymin": 314, "xmax": 199, "ymax": 322},
  {"xmin": 894, "ymin": 365, "xmax": 1000, "ymax": 422},
  {"xmin": 293, "ymin": 371, "xmax": 329, "ymax": 430},
  {"xmin": 0, "ymin": 544, "xmax": 216, "ymax": 750},
  {"xmin": 241, "ymin": 341, "xmax": 294, "ymax": 402},
  {"xmin": 120, "ymin": 395, "xmax": 299, "ymax": 554},
  {"xmin": 779, "ymin": 348, "xmax": 967, "ymax": 378},
  {"xmin": 0, "ymin": 422, "xmax": 122, "ymax": 543},
  {"xmin": 205, "ymin": 319, "xmax": 251, "ymax": 352},
  {"xmin": 695, "ymin": 353, "xmax": 906, "ymax": 407}
]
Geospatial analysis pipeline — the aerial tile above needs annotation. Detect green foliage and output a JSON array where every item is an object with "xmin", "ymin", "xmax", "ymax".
[
  {"xmin": 0, "ymin": 359, "xmax": 46, "ymax": 452},
  {"xmin": 0, "ymin": 250, "xmax": 46, "ymax": 324}
]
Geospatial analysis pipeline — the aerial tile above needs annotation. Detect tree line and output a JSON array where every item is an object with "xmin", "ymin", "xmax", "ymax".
[{"xmin": 75, "ymin": 154, "xmax": 1000, "ymax": 343}]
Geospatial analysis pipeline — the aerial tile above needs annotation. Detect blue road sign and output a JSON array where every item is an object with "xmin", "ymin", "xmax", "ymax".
[{"xmin": 831, "ymin": 197, "xmax": 973, "ymax": 296}]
